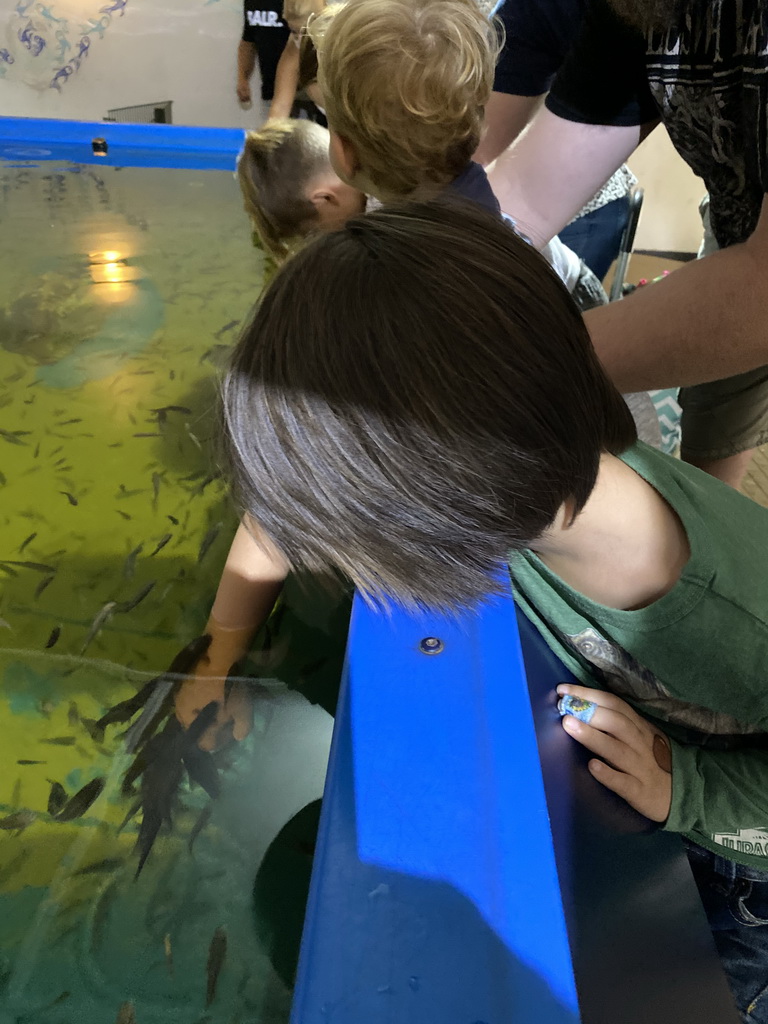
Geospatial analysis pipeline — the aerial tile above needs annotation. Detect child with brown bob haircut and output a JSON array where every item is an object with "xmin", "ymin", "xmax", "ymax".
[{"xmin": 222, "ymin": 200, "xmax": 768, "ymax": 1021}]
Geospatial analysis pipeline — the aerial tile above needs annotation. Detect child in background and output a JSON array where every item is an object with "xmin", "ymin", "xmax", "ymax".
[
  {"xmin": 237, "ymin": 118, "xmax": 365, "ymax": 261},
  {"xmin": 223, "ymin": 200, "xmax": 768, "ymax": 1021},
  {"xmin": 268, "ymin": 0, "xmax": 326, "ymax": 120}
]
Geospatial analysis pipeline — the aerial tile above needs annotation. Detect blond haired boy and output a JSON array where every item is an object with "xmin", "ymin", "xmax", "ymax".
[{"xmin": 315, "ymin": 0, "xmax": 499, "ymax": 201}]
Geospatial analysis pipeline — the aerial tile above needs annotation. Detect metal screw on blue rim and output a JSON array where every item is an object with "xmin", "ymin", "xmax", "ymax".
[{"xmin": 419, "ymin": 636, "xmax": 444, "ymax": 655}]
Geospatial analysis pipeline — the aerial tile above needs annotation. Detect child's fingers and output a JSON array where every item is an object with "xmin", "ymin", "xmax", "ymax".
[
  {"xmin": 562, "ymin": 715, "xmax": 638, "ymax": 773},
  {"xmin": 560, "ymin": 700, "xmax": 645, "ymax": 750},
  {"xmin": 587, "ymin": 758, "xmax": 639, "ymax": 803}
]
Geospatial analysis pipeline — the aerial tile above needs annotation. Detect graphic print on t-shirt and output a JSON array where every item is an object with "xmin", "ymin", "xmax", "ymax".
[
  {"xmin": 645, "ymin": 2, "xmax": 768, "ymax": 248},
  {"xmin": 566, "ymin": 626, "xmax": 762, "ymax": 737}
]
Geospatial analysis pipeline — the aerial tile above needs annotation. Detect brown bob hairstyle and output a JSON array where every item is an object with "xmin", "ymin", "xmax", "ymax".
[{"xmin": 223, "ymin": 199, "xmax": 636, "ymax": 609}]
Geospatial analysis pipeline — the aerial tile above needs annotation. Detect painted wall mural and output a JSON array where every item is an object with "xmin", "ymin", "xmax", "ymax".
[{"xmin": 2, "ymin": 0, "xmax": 126, "ymax": 90}]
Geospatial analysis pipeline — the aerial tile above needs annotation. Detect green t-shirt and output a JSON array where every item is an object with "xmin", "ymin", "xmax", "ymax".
[{"xmin": 510, "ymin": 441, "xmax": 768, "ymax": 869}]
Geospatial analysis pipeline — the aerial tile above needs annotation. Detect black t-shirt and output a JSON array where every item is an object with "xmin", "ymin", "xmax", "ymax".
[
  {"xmin": 242, "ymin": 0, "xmax": 291, "ymax": 101},
  {"xmin": 494, "ymin": 0, "xmax": 587, "ymax": 97},
  {"xmin": 547, "ymin": 0, "xmax": 768, "ymax": 248}
]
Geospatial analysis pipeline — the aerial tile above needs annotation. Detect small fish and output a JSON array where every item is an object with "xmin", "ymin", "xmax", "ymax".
[
  {"xmin": 206, "ymin": 927, "xmax": 228, "ymax": 1007},
  {"xmin": 0, "ymin": 471, "xmax": 6, "ymax": 486},
  {"xmin": 150, "ymin": 533, "xmax": 172, "ymax": 557},
  {"xmin": 34, "ymin": 575, "xmax": 55, "ymax": 600},
  {"xmin": 151, "ymin": 405, "xmax": 192, "ymax": 416},
  {"xmin": 0, "ymin": 563, "xmax": 18, "ymax": 577},
  {"xmin": 47, "ymin": 781, "xmax": 67, "ymax": 816},
  {"xmin": 60, "ymin": 491, "xmax": 78, "ymax": 506},
  {"xmin": 0, "ymin": 429, "xmax": 28, "ymax": 446},
  {"xmin": 114, "ymin": 580, "xmax": 155, "ymax": 613},
  {"xmin": 133, "ymin": 433, "xmax": 161, "ymax": 438},
  {"xmin": 80, "ymin": 600, "xmax": 117, "ymax": 654},
  {"xmin": 191, "ymin": 472, "xmax": 221, "ymax": 497},
  {"xmin": 115, "ymin": 1001, "xmax": 136, "ymax": 1024},
  {"xmin": 56, "ymin": 418, "xmax": 82, "ymax": 426},
  {"xmin": 55, "ymin": 777, "xmax": 104, "ymax": 821},
  {"xmin": 151, "ymin": 472, "xmax": 163, "ymax": 510},
  {"xmin": 167, "ymin": 514, "xmax": 179, "ymax": 526},
  {"xmin": 45, "ymin": 626, "xmax": 61, "ymax": 648},
  {"xmin": 33, "ymin": 442, "xmax": 40, "ymax": 458},
  {"xmin": 0, "ymin": 811, "xmax": 36, "ymax": 831},
  {"xmin": 17, "ymin": 760, "xmax": 46, "ymax": 765},
  {"xmin": 41, "ymin": 736, "xmax": 76, "ymax": 746},
  {"xmin": 197, "ymin": 522, "xmax": 223, "ymax": 564},
  {"xmin": 116, "ymin": 510, "xmax": 132, "ymax": 520},
  {"xmin": 80, "ymin": 717, "xmax": 105, "ymax": 744},
  {"xmin": 164, "ymin": 933, "xmax": 174, "ymax": 976},
  {"xmin": 214, "ymin": 319, "xmax": 239, "ymax": 339},
  {"xmin": 18, "ymin": 531, "xmax": 37, "ymax": 552},
  {"xmin": 73, "ymin": 856, "xmax": 125, "ymax": 876},
  {"xmin": 123, "ymin": 543, "xmax": 143, "ymax": 579},
  {"xmin": 1, "ymin": 560, "xmax": 57, "ymax": 574}
]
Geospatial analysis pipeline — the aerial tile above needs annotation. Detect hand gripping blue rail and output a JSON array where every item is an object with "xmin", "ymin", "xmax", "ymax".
[{"xmin": 294, "ymin": 585, "xmax": 740, "ymax": 1024}]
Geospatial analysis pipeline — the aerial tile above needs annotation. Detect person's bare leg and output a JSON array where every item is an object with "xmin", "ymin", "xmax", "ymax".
[{"xmin": 684, "ymin": 449, "xmax": 755, "ymax": 489}]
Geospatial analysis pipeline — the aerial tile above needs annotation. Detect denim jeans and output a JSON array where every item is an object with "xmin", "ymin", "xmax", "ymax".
[
  {"xmin": 559, "ymin": 196, "xmax": 632, "ymax": 282},
  {"xmin": 686, "ymin": 840, "xmax": 768, "ymax": 1022}
]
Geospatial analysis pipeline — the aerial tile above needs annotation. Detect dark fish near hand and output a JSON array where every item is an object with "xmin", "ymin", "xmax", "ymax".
[
  {"xmin": 47, "ymin": 780, "xmax": 67, "ymax": 816},
  {"xmin": 133, "ymin": 702, "xmax": 218, "ymax": 876},
  {"xmin": 55, "ymin": 778, "xmax": 104, "ymax": 821},
  {"xmin": 206, "ymin": 927, "xmax": 227, "ymax": 1007},
  {"xmin": 122, "ymin": 635, "xmax": 212, "ymax": 753}
]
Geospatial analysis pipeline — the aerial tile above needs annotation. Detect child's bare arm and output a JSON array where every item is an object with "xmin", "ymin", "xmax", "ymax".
[
  {"xmin": 267, "ymin": 38, "xmax": 300, "ymax": 119},
  {"xmin": 174, "ymin": 518, "xmax": 290, "ymax": 750}
]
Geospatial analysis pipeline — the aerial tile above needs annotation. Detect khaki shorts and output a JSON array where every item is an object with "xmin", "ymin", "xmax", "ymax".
[{"xmin": 679, "ymin": 367, "xmax": 768, "ymax": 461}]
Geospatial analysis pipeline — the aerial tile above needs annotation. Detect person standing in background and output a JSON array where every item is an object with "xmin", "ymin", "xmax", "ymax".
[
  {"xmin": 237, "ymin": 0, "xmax": 291, "ymax": 111},
  {"xmin": 475, "ymin": 0, "xmax": 637, "ymax": 281},
  {"xmin": 267, "ymin": 0, "xmax": 326, "ymax": 120}
]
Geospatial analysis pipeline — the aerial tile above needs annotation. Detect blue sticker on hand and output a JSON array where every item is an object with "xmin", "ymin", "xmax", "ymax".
[{"xmin": 558, "ymin": 695, "xmax": 597, "ymax": 724}]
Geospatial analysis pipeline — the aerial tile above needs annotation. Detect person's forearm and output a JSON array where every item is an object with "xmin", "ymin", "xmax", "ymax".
[
  {"xmin": 586, "ymin": 229, "xmax": 768, "ymax": 391},
  {"xmin": 474, "ymin": 92, "xmax": 542, "ymax": 167},
  {"xmin": 268, "ymin": 41, "xmax": 300, "ymax": 119},
  {"xmin": 238, "ymin": 40, "xmax": 257, "ymax": 84},
  {"xmin": 206, "ymin": 518, "xmax": 289, "ymax": 670},
  {"xmin": 487, "ymin": 107, "xmax": 643, "ymax": 247}
]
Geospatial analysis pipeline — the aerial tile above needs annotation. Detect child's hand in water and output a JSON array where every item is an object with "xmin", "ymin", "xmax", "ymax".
[
  {"xmin": 175, "ymin": 657, "xmax": 254, "ymax": 752},
  {"xmin": 556, "ymin": 684, "xmax": 673, "ymax": 823}
]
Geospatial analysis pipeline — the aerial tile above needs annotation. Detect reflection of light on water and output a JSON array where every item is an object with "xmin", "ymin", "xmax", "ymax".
[
  {"xmin": 93, "ymin": 281, "xmax": 137, "ymax": 305},
  {"xmin": 88, "ymin": 253, "xmax": 143, "ymax": 287}
]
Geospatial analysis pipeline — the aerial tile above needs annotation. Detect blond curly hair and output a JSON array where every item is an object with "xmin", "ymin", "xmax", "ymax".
[{"xmin": 314, "ymin": 0, "xmax": 501, "ymax": 200}]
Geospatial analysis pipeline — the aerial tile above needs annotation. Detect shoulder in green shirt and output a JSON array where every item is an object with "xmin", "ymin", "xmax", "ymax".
[{"xmin": 509, "ymin": 441, "xmax": 768, "ymax": 868}]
